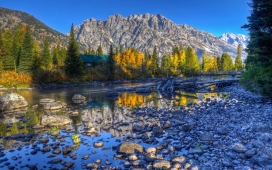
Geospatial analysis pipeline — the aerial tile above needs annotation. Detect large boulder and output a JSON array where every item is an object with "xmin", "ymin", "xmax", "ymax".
[
  {"xmin": 117, "ymin": 142, "xmax": 144, "ymax": 154},
  {"xmin": 41, "ymin": 115, "xmax": 72, "ymax": 127},
  {"xmin": 43, "ymin": 102, "xmax": 62, "ymax": 110},
  {"xmin": 0, "ymin": 93, "xmax": 28, "ymax": 113}
]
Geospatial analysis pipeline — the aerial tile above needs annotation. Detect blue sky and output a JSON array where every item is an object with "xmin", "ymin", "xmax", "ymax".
[{"xmin": 0, "ymin": 0, "xmax": 250, "ymax": 37}]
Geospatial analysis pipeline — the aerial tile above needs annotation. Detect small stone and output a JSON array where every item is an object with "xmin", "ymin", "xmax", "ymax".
[
  {"xmin": 153, "ymin": 160, "xmax": 171, "ymax": 169},
  {"xmin": 95, "ymin": 159, "xmax": 102, "ymax": 164},
  {"xmin": 245, "ymin": 149, "xmax": 256, "ymax": 158},
  {"xmin": 146, "ymin": 147, "xmax": 156, "ymax": 154},
  {"xmin": 129, "ymin": 154, "xmax": 138, "ymax": 161},
  {"xmin": 232, "ymin": 143, "xmax": 247, "ymax": 153},
  {"xmin": 93, "ymin": 142, "xmax": 104, "ymax": 148}
]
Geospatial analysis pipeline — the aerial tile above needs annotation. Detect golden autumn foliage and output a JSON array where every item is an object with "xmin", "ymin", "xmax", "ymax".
[
  {"xmin": 0, "ymin": 71, "xmax": 32, "ymax": 87},
  {"xmin": 114, "ymin": 48, "xmax": 144, "ymax": 79}
]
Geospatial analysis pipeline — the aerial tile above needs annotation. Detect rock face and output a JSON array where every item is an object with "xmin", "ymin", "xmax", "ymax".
[
  {"xmin": 117, "ymin": 142, "xmax": 143, "ymax": 154},
  {"xmin": 73, "ymin": 13, "xmax": 246, "ymax": 59},
  {"xmin": 41, "ymin": 115, "xmax": 72, "ymax": 127},
  {"xmin": 0, "ymin": 93, "xmax": 28, "ymax": 113}
]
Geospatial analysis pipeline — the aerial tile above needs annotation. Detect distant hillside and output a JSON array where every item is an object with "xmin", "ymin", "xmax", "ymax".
[
  {"xmin": 0, "ymin": 7, "xmax": 86, "ymax": 50},
  {"xmin": 74, "ymin": 13, "xmax": 247, "ymax": 60}
]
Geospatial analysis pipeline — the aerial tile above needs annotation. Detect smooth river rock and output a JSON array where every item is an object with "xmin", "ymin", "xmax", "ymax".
[
  {"xmin": 117, "ymin": 142, "xmax": 143, "ymax": 154},
  {"xmin": 41, "ymin": 115, "xmax": 72, "ymax": 126}
]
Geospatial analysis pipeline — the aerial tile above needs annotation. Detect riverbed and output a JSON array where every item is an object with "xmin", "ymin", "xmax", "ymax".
[{"xmin": 0, "ymin": 82, "xmax": 271, "ymax": 169}]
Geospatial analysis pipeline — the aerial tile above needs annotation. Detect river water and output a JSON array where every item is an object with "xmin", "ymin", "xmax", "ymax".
[{"xmin": 0, "ymin": 82, "xmax": 229, "ymax": 169}]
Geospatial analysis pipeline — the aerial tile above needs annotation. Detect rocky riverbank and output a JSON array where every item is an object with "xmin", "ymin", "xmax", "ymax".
[{"xmin": 0, "ymin": 84, "xmax": 271, "ymax": 169}]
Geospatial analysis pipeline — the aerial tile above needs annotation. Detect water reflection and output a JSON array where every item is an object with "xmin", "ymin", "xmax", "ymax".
[{"xmin": 0, "ymin": 84, "xmax": 227, "ymax": 143}]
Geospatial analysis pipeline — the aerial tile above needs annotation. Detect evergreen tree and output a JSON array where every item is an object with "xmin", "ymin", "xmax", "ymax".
[
  {"xmin": 115, "ymin": 46, "xmax": 119, "ymax": 56},
  {"xmin": 90, "ymin": 49, "xmax": 96, "ymax": 55},
  {"xmin": 216, "ymin": 56, "xmax": 221, "ymax": 71},
  {"xmin": 108, "ymin": 44, "xmax": 115, "ymax": 80},
  {"xmin": 97, "ymin": 43, "xmax": 103, "ymax": 55},
  {"xmin": 241, "ymin": 0, "xmax": 272, "ymax": 94},
  {"xmin": 184, "ymin": 46, "xmax": 200, "ymax": 75},
  {"xmin": 0, "ymin": 31, "xmax": 4, "ymax": 71},
  {"xmin": 221, "ymin": 53, "xmax": 234, "ymax": 71},
  {"xmin": 161, "ymin": 54, "xmax": 170, "ymax": 77},
  {"xmin": 41, "ymin": 38, "xmax": 52, "ymax": 70},
  {"xmin": 32, "ymin": 40, "xmax": 41, "ymax": 73},
  {"xmin": 234, "ymin": 44, "xmax": 244, "ymax": 70},
  {"xmin": 172, "ymin": 45, "xmax": 179, "ymax": 55},
  {"xmin": 12, "ymin": 25, "xmax": 25, "ymax": 68},
  {"xmin": 19, "ymin": 26, "xmax": 33, "ymax": 73},
  {"xmin": 119, "ymin": 44, "xmax": 123, "ymax": 54},
  {"xmin": 64, "ymin": 23, "xmax": 84, "ymax": 78},
  {"xmin": 2, "ymin": 29, "xmax": 15, "ymax": 71},
  {"xmin": 202, "ymin": 51, "xmax": 209, "ymax": 72},
  {"xmin": 150, "ymin": 46, "xmax": 159, "ymax": 75}
]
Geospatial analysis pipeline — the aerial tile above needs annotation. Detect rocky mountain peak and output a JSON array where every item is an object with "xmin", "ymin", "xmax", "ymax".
[
  {"xmin": 219, "ymin": 33, "xmax": 249, "ymax": 49},
  {"xmin": 74, "ymin": 13, "xmax": 247, "ymax": 60}
]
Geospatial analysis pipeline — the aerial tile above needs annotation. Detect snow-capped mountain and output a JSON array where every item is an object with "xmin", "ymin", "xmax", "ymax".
[{"xmin": 219, "ymin": 33, "xmax": 249, "ymax": 49}]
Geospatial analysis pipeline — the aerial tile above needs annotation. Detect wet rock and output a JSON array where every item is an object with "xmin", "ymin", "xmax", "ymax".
[
  {"xmin": 102, "ymin": 125, "xmax": 111, "ymax": 131},
  {"xmin": 245, "ymin": 149, "xmax": 256, "ymax": 158},
  {"xmin": 41, "ymin": 115, "xmax": 72, "ymax": 126},
  {"xmin": 0, "ymin": 93, "xmax": 28, "ymax": 113},
  {"xmin": 43, "ymin": 102, "xmax": 62, "ymax": 110},
  {"xmin": 39, "ymin": 138, "xmax": 49, "ymax": 143},
  {"xmin": 62, "ymin": 146, "xmax": 73, "ymax": 155},
  {"xmin": 93, "ymin": 142, "xmax": 104, "ymax": 148},
  {"xmin": 129, "ymin": 154, "xmax": 138, "ymax": 161},
  {"xmin": 153, "ymin": 126, "xmax": 163, "ymax": 137},
  {"xmin": 153, "ymin": 160, "xmax": 171, "ymax": 169},
  {"xmin": 232, "ymin": 143, "xmax": 247, "ymax": 153},
  {"xmin": 86, "ymin": 163, "xmax": 98, "ymax": 169},
  {"xmin": 69, "ymin": 111, "xmax": 79, "ymax": 116},
  {"xmin": 146, "ymin": 147, "xmax": 156, "ymax": 154},
  {"xmin": 72, "ymin": 94, "xmax": 86, "ymax": 100},
  {"xmin": 64, "ymin": 162, "xmax": 74, "ymax": 168},
  {"xmin": 216, "ymin": 127, "xmax": 229, "ymax": 135},
  {"xmin": 124, "ymin": 161, "xmax": 131, "ymax": 168},
  {"xmin": 132, "ymin": 160, "xmax": 145, "ymax": 166},
  {"xmin": 48, "ymin": 158, "xmax": 62, "ymax": 164},
  {"xmin": 82, "ymin": 155, "xmax": 89, "ymax": 160},
  {"xmin": 222, "ymin": 158, "xmax": 232, "ymax": 167},
  {"xmin": 188, "ymin": 148, "xmax": 203, "ymax": 154},
  {"xmin": 117, "ymin": 142, "xmax": 143, "ymax": 154},
  {"xmin": 42, "ymin": 147, "xmax": 51, "ymax": 152},
  {"xmin": 145, "ymin": 153, "xmax": 156, "ymax": 162},
  {"xmin": 132, "ymin": 122, "xmax": 145, "ymax": 131},
  {"xmin": 95, "ymin": 159, "xmax": 102, "ymax": 164},
  {"xmin": 52, "ymin": 148, "xmax": 61, "ymax": 155},
  {"xmin": 172, "ymin": 156, "xmax": 186, "ymax": 163}
]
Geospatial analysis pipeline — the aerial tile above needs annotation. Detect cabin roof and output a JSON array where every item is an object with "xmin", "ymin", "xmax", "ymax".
[{"xmin": 80, "ymin": 54, "xmax": 108, "ymax": 63}]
